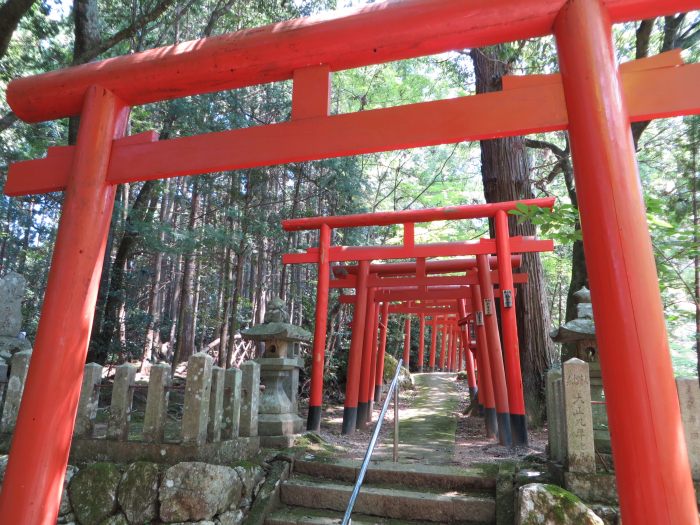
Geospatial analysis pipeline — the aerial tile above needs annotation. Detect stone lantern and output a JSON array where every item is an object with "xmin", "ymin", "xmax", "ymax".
[
  {"xmin": 550, "ymin": 287, "xmax": 608, "ymax": 451},
  {"xmin": 241, "ymin": 297, "xmax": 310, "ymax": 447}
]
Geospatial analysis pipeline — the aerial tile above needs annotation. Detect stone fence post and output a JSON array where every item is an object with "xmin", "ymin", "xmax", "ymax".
[
  {"xmin": 107, "ymin": 363, "xmax": 136, "ymax": 441},
  {"xmin": 74, "ymin": 363, "xmax": 103, "ymax": 437},
  {"xmin": 222, "ymin": 367, "xmax": 242, "ymax": 439},
  {"xmin": 143, "ymin": 363, "xmax": 171, "ymax": 443},
  {"xmin": 182, "ymin": 352, "xmax": 213, "ymax": 446},
  {"xmin": 676, "ymin": 377, "xmax": 700, "ymax": 480},
  {"xmin": 0, "ymin": 350, "xmax": 32, "ymax": 433},
  {"xmin": 208, "ymin": 366, "xmax": 225, "ymax": 442},
  {"xmin": 240, "ymin": 360, "xmax": 260, "ymax": 437},
  {"xmin": 562, "ymin": 358, "xmax": 596, "ymax": 473}
]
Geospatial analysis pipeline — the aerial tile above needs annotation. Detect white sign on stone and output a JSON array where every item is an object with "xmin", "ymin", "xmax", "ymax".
[
  {"xmin": 562, "ymin": 358, "xmax": 596, "ymax": 473},
  {"xmin": 676, "ymin": 377, "xmax": 700, "ymax": 480}
]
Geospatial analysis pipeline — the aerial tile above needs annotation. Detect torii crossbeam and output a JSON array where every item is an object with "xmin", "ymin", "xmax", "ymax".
[{"xmin": 2, "ymin": 0, "xmax": 700, "ymax": 522}]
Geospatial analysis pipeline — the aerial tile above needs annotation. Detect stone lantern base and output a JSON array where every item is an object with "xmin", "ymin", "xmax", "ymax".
[{"xmin": 257, "ymin": 356, "xmax": 304, "ymax": 448}]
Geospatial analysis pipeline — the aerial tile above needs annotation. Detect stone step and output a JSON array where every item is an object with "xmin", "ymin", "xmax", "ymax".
[
  {"xmin": 294, "ymin": 459, "xmax": 497, "ymax": 492},
  {"xmin": 265, "ymin": 504, "xmax": 491, "ymax": 525},
  {"xmin": 279, "ymin": 478, "xmax": 496, "ymax": 523}
]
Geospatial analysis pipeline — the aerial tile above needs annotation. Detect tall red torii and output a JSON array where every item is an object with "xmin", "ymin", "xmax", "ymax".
[{"xmin": 2, "ymin": 0, "xmax": 700, "ymax": 522}]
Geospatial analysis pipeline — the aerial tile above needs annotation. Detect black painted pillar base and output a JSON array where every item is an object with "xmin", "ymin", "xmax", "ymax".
[
  {"xmin": 307, "ymin": 405, "xmax": 322, "ymax": 432},
  {"xmin": 356, "ymin": 402, "xmax": 369, "ymax": 429},
  {"xmin": 374, "ymin": 384, "xmax": 382, "ymax": 403},
  {"xmin": 484, "ymin": 407, "xmax": 498, "ymax": 438},
  {"xmin": 497, "ymin": 412, "xmax": 513, "ymax": 447},
  {"xmin": 511, "ymin": 413, "xmax": 528, "ymax": 446},
  {"xmin": 478, "ymin": 403, "xmax": 485, "ymax": 417},
  {"xmin": 468, "ymin": 386, "xmax": 478, "ymax": 401},
  {"xmin": 342, "ymin": 406, "xmax": 357, "ymax": 435}
]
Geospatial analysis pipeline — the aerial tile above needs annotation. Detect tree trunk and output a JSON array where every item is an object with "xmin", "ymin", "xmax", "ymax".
[
  {"xmin": 0, "ymin": 0, "xmax": 36, "ymax": 60},
  {"xmin": 471, "ymin": 45, "xmax": 556, "ymax": 426},
  {"xmin": 173, "ymin": 180, "xmax": 200, "ymax": 366}
]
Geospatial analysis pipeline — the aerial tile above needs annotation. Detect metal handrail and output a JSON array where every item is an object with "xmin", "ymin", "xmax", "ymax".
[{"xmin": 341, "ymin": 358, "xmax": 403, "ymax": 525}]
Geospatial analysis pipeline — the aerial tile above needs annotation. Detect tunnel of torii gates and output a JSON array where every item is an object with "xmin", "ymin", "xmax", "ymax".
[
  {"xmin": 1, "ymin": 0, "xmax": 700, "ymax": 523},
  {"xmin": 280, "ymin": 199, "xmax": 548, "ymax": 450}
]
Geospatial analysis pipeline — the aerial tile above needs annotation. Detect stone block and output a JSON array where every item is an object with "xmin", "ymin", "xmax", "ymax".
[
  {"xmin": 222, "ymin": 367, "xmax": 242, "ymax": 439},
  {"xmin": 0, "ymin": 272, "xmax": 25, "ymax": 337},
  {"xmin": 240, "ymin": 360, "xmax": 260, "ymax": 437},
  {"xmin": 182, "ymin": 352, "xmax": 214, "ymax": 446},
  {"xmin": 208, "ymin": 366, "xmax": 225, "ymax": 442},
  {"xmin": 74, "ymin": 363, "xmax": 102, "ymax": 437},
  {"xmin": 562, "ymin": 358, "xmax": 595, "ymax": 473},
  {"xmin": 0, "ymin": 349, "xmax": 31, "ymax": 433},
  {"xmin": 143, "ymin": 363, "xmax": 171, "ymax": 443},
  {"xmin": 676, "ymin": 377, "xmax": 700, "ymax": 480},
  {"xmin": 107, "ymin": 363, "xmax": 136, "ymax": 441},
  {"xmin": 546, "ymin": 368, "xmax": 564, "ymax": 463}
]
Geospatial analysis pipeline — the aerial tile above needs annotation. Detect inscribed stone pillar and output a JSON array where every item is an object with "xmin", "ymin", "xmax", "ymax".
[
  {"xmin": 546, "ymin": 368, "xmax": 564, "ymax": 463},
  {"xmin": 553, "ymin": 377, "xmax": 567, "ymax": 463},
  {"xmin": 143, "ymin": 363, "xmax": 171, "ymax": 443},
  {"xmin": 182, "ymin": 352, "xmax": 213, "ymax": 446},
  {"xmin": 74, "ymin": 363, "xmax": 103, "ymax": 437},
  {"xmin": 107, "ymin": 363, "xmax": 136, "ymax": 441},
  {"xmin": 0, "ymin": 349, "xmax": 31, "ymax": 433},
  {"xmin": 208, "ymin": 366, "xmax": 225, "ymax": 442},
  {"xmin": 223, "ymin": 367, "xmax": 242, "ymax": 439},
  {"xmin": 240, "ymin": 360, "xmax": 260, "ymax": 438},
  {"xmin": 676, "ymin": 377, "xmax": 700, "ymax": 480},
  {"xmin": 562, "ymin": 358, "xmax": 595, "ymax": 473}
]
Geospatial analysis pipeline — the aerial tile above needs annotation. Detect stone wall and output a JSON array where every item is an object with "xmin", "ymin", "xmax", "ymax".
[{"xmin": 0, "ymin": 454, "xmax": 291, "ymax": 525}]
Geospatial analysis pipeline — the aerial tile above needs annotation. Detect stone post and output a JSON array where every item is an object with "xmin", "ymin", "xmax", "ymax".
[
  {"xmin": 240, "ymin": 360, "xmax": 260, "ymax": 437},
  {"xmin": 0, "ymin": 350, "xmax": 32, "ymax": 433},
  {"xmin": 143, "ymin": 363, "xmax": 171, "ymax": 443},
  {"xmin": 74, "ymin": 363, "xmax": 103, "ymax": 437},
  {"xmin": 222, "ymin": 367, "xmax": 242, "ymax": 439},
  {"xmin": 0, "ymin": 362, "xmax": 8, "ymax": 381},
  {"xmin": 208, "ymin": 366, "xmax": 225, "ymax": 442},
  {"xmin": 546, "ymin": 368, "xmax": 566, "ymax": 463},
  {"xmin": 676, "ymin": 377, "xmax": 700, "ymax": 480},
  {"xmin": 182, "ymin": 352, "xmax": 213, "ymax": 446},
  {"xmin": 107, "ymin": 363, "xmax": 136, "ymax": 441},
  {"xmin": 562, "ymin": 358, "xmax": 596, "ymax": 473}
]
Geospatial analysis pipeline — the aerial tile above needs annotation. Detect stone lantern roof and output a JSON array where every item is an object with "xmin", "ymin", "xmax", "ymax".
[
  {"xmin": 550, "ymin": 286, "xmax": 595, "ymax": 343},
  {"xmin": 240, "ymin": 297, "xmax": 311, "ymax": 343}
]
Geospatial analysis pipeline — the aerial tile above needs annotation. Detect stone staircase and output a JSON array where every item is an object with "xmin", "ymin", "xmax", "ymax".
[{"xmin": 265, "ymin": 459, "xmax": 499, "ymax": 524}]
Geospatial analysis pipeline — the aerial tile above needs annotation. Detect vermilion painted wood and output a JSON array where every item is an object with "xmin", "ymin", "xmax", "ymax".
[
  {"xmin": 357, "ymin": 289, "xmax": 377, "ymax": 427},
  {"xmin": 283, "ymin": 198, "xmax": 554, "ymax": 231},
  {"xmin": 368, "ymin": 302, "xmax": 381, "ymax": 408},
  {"xmin": 403, "ymin": 317, "xmax": 411, "ymax": 368},
  {"xmin": 283, "ymin": 237, "xmax": 553, "ymax": 264},
  {"xmin": 335, "ymin": 255, "xmax": 522, "ymax": 276},
  {"xmin": 438, "ymin": 323, "xmax": 447, "ymax": 370},
  {"xmin": 429, "ymin": 316, "xmax": 438, "ymax": 369},
  {"xmin": 331, "ymin": 272, "xmax": 529, "ymax": 290},
  {"xmin": 458, "ymin": 300, "xmax": 478, "ymax": 391},
  {"xmin": 292, "ymin": 66, "xmax": 330, "ymax": 121},
  {"xmin": 10, "ymin": 59, "xmax": 700, "ymax": 198},
  {"xmin": 6, "ymin": 0, "xmax": 697, "ymax": 123},
  {"xmin": 555, "ymin": 1, "xmax": 698, "ymax": 522},
  {"xmin": 0, "ymin": 87, "xmax": 129, "ymax": 525},
  {"xmin": 495, "ymin": 211, "xmax": 526, "ymax": 418},
  {"xmin": 477, "ymin": 254, "xmax": 511, "ymax": 446},
  {"xmin": 418, "ymin": 314, "xmax": 426, "ymax": 371},
  {"xmin": 343, "ymin": 260, "xmax": 369, "ymax": 433},
  {"xmin": 375, "ymin": 302, "xmax": 390, "ymax": 399},
  {"xmin": 307, "ymin": 224, "xmax": 331, "ymax": 431},
  {"xmin": 470, "ymin": 285, "xmax": 497, "ymax": 438}
]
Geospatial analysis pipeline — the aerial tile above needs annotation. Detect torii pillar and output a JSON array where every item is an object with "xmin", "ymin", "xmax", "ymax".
[{"xmin": 555, "ymin": 1, "xmax": 698, "ymax": 522}]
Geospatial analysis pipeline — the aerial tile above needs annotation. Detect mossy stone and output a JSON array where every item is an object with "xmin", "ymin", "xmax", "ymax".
[
  {"xmin": 117, "ymin": 462, "xmax": 159, "ymax": 524},
  {"xmin": 69, "ymin": 462, "xmax": 121, "ymax": 525}
]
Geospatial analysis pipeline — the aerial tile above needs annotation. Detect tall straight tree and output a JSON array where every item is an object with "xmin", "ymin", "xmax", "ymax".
[{"xmin": 471, "ymin": 45, "xmax": 556, "ymax": 425}]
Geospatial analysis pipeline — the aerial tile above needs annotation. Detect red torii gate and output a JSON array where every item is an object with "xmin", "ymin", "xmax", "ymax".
[
  {"xmin": 283, "ymin": 197, "xmax": 553, "ymax": 442},
  {"xmin": 2, "ymin": 0, "xmax": 700, "ymax": 523}
]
